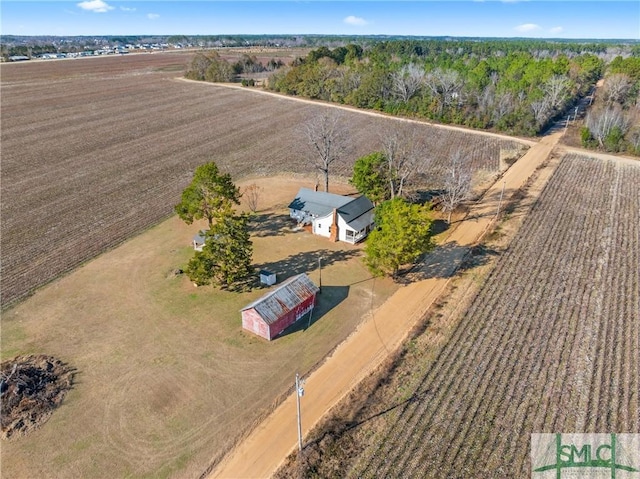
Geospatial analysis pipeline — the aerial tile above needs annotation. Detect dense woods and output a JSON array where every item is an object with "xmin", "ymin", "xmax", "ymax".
[
  {"xmin": 266, "ymin": 40, "xmax": 623, "ymax": 136},
  {"xmin": 582, "ymin": 55, "xmax": 640, "ymax": 154},
  {"xmin": 180, "ymin": 38, "xmax": 639, "ymax": 151}
]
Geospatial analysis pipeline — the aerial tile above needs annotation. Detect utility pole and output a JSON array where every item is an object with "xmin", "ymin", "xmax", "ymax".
[
  {"xmin": 318, "ymin": 256, "xmax": 322, "ymax": 294},
  {"xmin": 295, "ymin": 373, "xmax": 304, "ymax": 453}
]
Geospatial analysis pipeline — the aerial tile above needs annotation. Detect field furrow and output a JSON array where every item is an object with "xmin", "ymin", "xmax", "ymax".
[
  {"xmin": 350, "ymin": 153, "xmax": 640, "ymax": 478},
  {"xmin": 1, "ymin": 54, "xmax": 526, "ymax": 307}
]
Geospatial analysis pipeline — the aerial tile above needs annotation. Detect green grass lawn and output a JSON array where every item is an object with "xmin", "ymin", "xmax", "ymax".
[{"xmin": 1, "ymin": 200, "xmax": 397, "ymax": 479}]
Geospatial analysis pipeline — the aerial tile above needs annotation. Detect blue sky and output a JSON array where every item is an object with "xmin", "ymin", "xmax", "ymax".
[{"xmin": 2, "ymin": 1, "xmax": 638, "ymax": 39}]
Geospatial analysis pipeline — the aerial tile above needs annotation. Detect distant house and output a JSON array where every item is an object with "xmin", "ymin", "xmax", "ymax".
[
  {"xmin": 288, "ymin": 188, "xmax": 375, "ymax": 244},
  {"xmin": 241, "ymin": 273, "xmax": 319, "ymax": 340}
]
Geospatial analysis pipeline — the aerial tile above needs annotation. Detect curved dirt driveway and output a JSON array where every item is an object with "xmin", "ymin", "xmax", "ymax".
[{"xmin": 206, "ymin": 94, "xmax": 561, "ymax": 478}]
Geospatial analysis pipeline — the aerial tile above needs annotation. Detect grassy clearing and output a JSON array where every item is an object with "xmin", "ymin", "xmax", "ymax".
[{"xmin": 0, "ymin": 177, "xmax": 398, "ymax": 479}]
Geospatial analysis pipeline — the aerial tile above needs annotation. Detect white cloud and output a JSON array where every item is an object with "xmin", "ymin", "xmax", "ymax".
[
  {"xmin": 344, "ymin": 15, "xmax": 368, "ymax": 27},
  {"xmin": 147, "ymin": 13, "xmax": 160, "ymax": 20},
  {"xmin": 120, "ymin": 6, "xmax": 136, "ymax": 12},
  {"xmin": 77, "ymin": 0, "xmax": 114, "ymax": 13},
  {"xmin": 515, "ymin": 23, "xmax": 541, "ymax": 33},
  {"xmin": 549, "ymin": 26, "xmax": 564, "ymax": 34}
]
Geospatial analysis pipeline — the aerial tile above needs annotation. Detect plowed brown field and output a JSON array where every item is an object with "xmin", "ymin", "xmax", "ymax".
[
  {"xmin": 350, "ymin": 153, "xmax": 640, "ymax": 478},
  {"xmin": 1, "ymin": 53, "xmax": 525, "ymax": 307}
]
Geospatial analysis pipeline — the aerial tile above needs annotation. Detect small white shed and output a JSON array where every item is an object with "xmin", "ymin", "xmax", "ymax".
[
  {"xmin": 259, "ymin": 270, "xmax": 276, "ymax": 286},
  {"xmin": 192, "ymin": 232, "xmax": 206, "ymax": 251}
]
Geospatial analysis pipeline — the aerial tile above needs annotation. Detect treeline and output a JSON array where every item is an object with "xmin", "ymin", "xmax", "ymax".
[
  {"xmin": 582, "ymin": 56, "xmax": 640, "ymax": 154},
  {"xmin": 1, "ymin": 35, "xmax": 170, "ymax": 56},
  {"xmin": 2, "ymin": 44, "xmax": 58, "ymax": 58},
  {"xmin": 365, "ymin": 38, "xmax": 618, "ymax": 57},
  {"xmin": 185, "ymin": 51, "xmax": 284, "ymax": 82},
  {"xmin": 267, "ymin": 39, "xmax": 612, "ymax": 136}
]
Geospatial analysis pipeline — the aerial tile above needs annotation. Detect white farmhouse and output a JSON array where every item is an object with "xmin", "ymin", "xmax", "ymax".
[{"xmin": 288, "ymin": 188, "xmax": 375, "ymax": 244}]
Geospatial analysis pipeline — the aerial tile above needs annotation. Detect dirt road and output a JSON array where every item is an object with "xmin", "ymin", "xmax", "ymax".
[{"xmin": 207, "ymin": 129, "xmax": 562, "ymax": 478}]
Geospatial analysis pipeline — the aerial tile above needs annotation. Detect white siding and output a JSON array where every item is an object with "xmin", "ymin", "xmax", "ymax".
[
  {"xmin": 312, "ymin": 213, "xmax": 332, "ymax": 238},
  {"xmin": 337, "ymin": 210, "xmax": 374, "ymax": 243}
]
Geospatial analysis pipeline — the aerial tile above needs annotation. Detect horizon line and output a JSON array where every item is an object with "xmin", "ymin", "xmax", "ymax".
[{"xmin": 3, "ymin": 33, "xmax": 639, "ymax": 41}]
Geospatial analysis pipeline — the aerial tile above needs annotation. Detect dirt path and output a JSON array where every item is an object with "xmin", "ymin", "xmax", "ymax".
[
  {"xmin": 207, "ymin": 126, "xmax": 561, "ymax": 478},
  {"xmin": 558, "ymin": 144, "xmax": 640, "ymax": 166}
]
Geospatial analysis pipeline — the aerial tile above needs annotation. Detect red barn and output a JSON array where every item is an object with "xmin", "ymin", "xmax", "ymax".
[{"xmin": 241, "ymin": 273, "xmax": 319, "ymax": 341}]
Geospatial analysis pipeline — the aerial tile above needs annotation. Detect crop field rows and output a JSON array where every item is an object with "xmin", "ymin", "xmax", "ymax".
[
  {"xmin": 1, "ymin": 54, "xmax": 524, "ymax": 306},
  {"xmin": 350, "ymin": 153, "xmax": 639, "ymax": 478}
]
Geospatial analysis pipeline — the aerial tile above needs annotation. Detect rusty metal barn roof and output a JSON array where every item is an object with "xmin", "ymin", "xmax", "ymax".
[{"xmin": 241, "ymin": 273, "xmax": 319, "ymax": 325}]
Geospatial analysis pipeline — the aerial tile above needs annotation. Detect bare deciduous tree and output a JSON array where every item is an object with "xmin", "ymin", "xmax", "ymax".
[
  {"xmin": 492, "ymin": 91, "xmax": 514, "ymax": 124},
  {"xmin": 531, "ymin": 98, "xmax": 551, "ymax": 126},
  {"xmin": 303, "ymin": 112, "xmax": 349, "ymax": 192},
  {"xmin": 440, "ymin": 151, "xmax": 472, "ymax": 224},
  {"xmin": 381, "ymin": 125, "xmax": 429, "ymax": 199},
  {"xmin": 347, "ymin": 71, "xmax": 362, "ymax": 91},
  {"xmin": 476, "ymin": 86, "xmax": 495, "ymax": 118},
  {"xmin": 601, "ymin": 73, "xmax": 633, "ymax": 106},
  {"xmin": 243, "ymin": 183, "xmax": 262, "ymax": 213},
  {"xmin": 517, "ymin": 90, "xmax": 527, "ymax": 104},
  {"xmin": 424, "ymin": 68, "xmax": 464, "ymax": 113},
  {"xmin": 330, "ymin": 67, "xmax": 355, "ymax": 101},
  {"xmin": 475, "ymin": 87, "xmax": 514, "ymax": 125},
  {"xmin": 544, "ymin": 74, "xmax": 571, "ymax": 111},
  {"xmin": 586, "ymin": 106, "xmax": 632, "ymax": 147},
  {"xmin": 391, "ymin": 63, "xmax": 426, "ymax": 102}
]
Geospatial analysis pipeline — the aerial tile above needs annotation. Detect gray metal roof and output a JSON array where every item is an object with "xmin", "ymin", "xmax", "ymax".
[
  {"xmin": 288, "ymin": 188, "xmax": 353, "ymax": 218},
  {"xmin": 241, "ymin": 273, "xmax": 319, "ymax": 325},
  {"xmin": 346, "ymin": 213, "xmax": 373, "ymax": 233},
  {"xmin": 193, "ymin": 231, "xmax": 206, "ymax": 244},
  {"xmin": 338, "ymin": 195, "xmax": 374, "ymax": 226}
]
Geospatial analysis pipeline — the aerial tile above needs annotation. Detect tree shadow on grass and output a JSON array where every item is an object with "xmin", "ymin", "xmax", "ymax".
[
  {"xmin": 253, "ymin": 249, "xmax": 360, "ymax": 286},
  {"xmin": 397, "ymin": 241, "xmax": 500, "ymax": 284},
  {"xmin": 249, "ymin": 213, "xmax": 298, "ymax": 238},
  {"xmin": 430, "ymin": 219, "xmax": 449, "ymax": 235},
  {"xmin": 276, "ymin": 285, "xmax": 350, "ymax": 339},
  {"xmin": 413, "ymin": 188, "xmax": 446, "ymax": 204}
]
